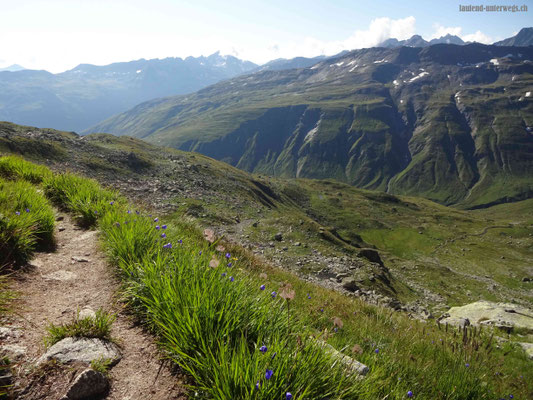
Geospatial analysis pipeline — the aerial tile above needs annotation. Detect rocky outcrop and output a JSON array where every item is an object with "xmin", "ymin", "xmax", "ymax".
[
  {"xmin": 61, "ymin": 368, "xmax": 109, "ymax": 400},
  {"xmin": 440, "ymin": 301, "xmax": 533, "ymax": 332}
]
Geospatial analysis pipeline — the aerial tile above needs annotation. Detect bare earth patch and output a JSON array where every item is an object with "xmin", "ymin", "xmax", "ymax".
[{"xmin": 3, "ymin": 212, "xmax": 186, "ymax": 399}]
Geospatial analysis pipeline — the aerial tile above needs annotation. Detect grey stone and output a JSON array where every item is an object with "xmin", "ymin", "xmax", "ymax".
[
  {"xmin": 44, "ymin": 270, "xmax": 76, "ymax": 281},
  {"xmin": 313, "ymin": 340, "xmax": 368, "ymax": 377},
  {"xmin": 78, "ymin": 308, "xmax": 96, "ymax": 320},
  {"xmin": 0, "ymin": 344, "xmax": 27, "ymax": 360},
  {"xmin": 71, "ymin": 256, "xmax": 89, "ymax": 263},
  {"xmin": 37, "ymin": 338, "xmax": 121, "ymax": 366},
  {"xmin": 518, "ymin": 342, "xmax": 533, "ymax": 360},
  {"xmin": 63, "ymin": 368, "xmax": 109, "ymax": 400}
]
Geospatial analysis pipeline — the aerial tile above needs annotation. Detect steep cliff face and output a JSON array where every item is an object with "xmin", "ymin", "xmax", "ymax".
[{"xmin": 89, "ymin": 44, "xmax": 533, "ymax": 208}]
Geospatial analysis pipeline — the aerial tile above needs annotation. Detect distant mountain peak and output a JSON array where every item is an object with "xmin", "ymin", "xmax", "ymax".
[
  {"xmin": 494, "ymin": 27, "xmax": 533, "ymax": 46},
  {"xmin": 0, "ymin": 64, "xmax": 25, "ymax": 72}
]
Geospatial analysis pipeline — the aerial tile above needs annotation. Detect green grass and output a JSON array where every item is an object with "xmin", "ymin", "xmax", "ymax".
[
  {"xmin": 43, "ymin": 173, "xmax": 123, "ymax": 227},
  {"xmin": 44, "ymin": 308, "xmax": 116, "ymax": 347},
  {"xmin": 0, "ymin": 155, "xmax": 52, "ymax": 184},
  {"xmin": 0, "ymin": 178, "xmax": 55, "ymax": 266}
]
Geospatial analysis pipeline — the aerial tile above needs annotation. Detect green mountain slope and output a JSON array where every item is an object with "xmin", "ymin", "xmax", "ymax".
[{"xmin": 89, "ymin": 44, "xmax": 533, "ymax": 208}]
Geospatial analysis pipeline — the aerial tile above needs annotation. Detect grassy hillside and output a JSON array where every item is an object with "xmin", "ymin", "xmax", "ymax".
[
  {"xmin": 88, "ymin": 44, "xmax": 533, "ymax": 209},
  {"xmin": 1, "ymin": 122, "xmax": 531, "ymax": 315},
  {"xmin": 1, "ymin": 155, "xmax": 532, "ymax": 399}
]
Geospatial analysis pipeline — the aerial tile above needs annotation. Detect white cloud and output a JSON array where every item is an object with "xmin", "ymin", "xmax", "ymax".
[
  {"xmin": 254, "ymin": 16, "xmax": 416, "ymax": 63},
  {"xmin": 430, "ymin": 24, "xmax": 492, "ymax": 44}
]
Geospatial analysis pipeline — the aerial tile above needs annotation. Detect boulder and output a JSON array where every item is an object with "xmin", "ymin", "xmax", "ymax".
[
  {"xmin": 0, "ymin": 344, "xmax": 27, "ymax": 360},
  {"xmin": 313, "ymin": 340, "xmax": 368, "ymax": 377},
  {"xmin": 440, "ymin": 301, "xmax": 533, "ymax": 332},
  {"xmin": 62, "ymin": 368, "xmax": 109, "ymax": 400},
  {"xmin": 37, "ymin": 338, "xmax": 121, "ymax": 366}
]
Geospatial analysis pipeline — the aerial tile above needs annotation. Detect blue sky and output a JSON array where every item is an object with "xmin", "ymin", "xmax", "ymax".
[{"xmin": 0, "ymin": 0, "xmax": 530, "ymax": 72}]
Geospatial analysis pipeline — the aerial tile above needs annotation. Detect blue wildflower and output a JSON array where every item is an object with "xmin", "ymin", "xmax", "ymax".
[
  {"xmin": 271, "ymin": 291, "xmax": 277, "ymax": 298},
  {"xmin": 154, "ymin": 217, "xmax": 158, "ymax": 222},
  {"xmin": 135, "ymin": 211, "xmax": 140, "ymax": 215},
  {"xmin": 127, "ymin": 210, "xmax": 131, "ymax": 214},
  {"xmin": 94, "ymin": 210, "xmax": 98, "ymax": 214},
  {"xmin": 162, "ymin": 225, "xmax": 167, "ymax": 229},
  {"xmin": 307, "ymin": 294, "xmax": 311, "ymax": 299},
  {"xmin": 161, "ymin": 233, "xmax": 166, "ymax": 238},
  {"xmin": 225, "ymin": 252, "xmax": 231, "ymax": 259},
  {"xmin": 178, "ymin": 239, "xmax": 183, "ymax": 244},
  {"xmin": 221, "ymin": 272, "xmax": 227, "ymax": 277},
  {"xmin": 255, "ymin": 382, "xmax": 260, "ymax": 390},
  {"xmin": 465, "ymin": 363, "xmax": 470, "ymax": 368},
  {"xmin": 286, "ymin": 393, "xmax": 293, "ymax": 400},
  {"xmin": 265, "ymin": 369, "xmax": 273, "ymax": 380},
  {"xmin": 227, "ymin": 262, "xmax": 232, "ymax": 267},
  {"xmin": 259, "ymin": 345, "xmax": 267, "ymax": 353},
  {"xmin": 15, "ymin": 211, "xmax": 20, "ymax": 215},
  {"xmin": 319, "ymin": 308, "xmax": 324, "ymax": 313},
  {"xmin": 199, "ymin": 251, "xmax": 202, "ymax": 255},
  {"xmin": 25, "ymin": 208, "xmax": 30, "ymax": 213},
  {"xmin": 155, "ymin": 225, "xmax": 160, "ymax": 230},
  {"xmin": 407, "ymin": 391, "xmax": 413, "ymax": 398},
  {"xmin": 109, "ymin": 201, "xmax": 114, "ymax": 205},
  {"xmin": 374, "ymin": 348, "xmax": 379, "ymax": 354},
  {"xmin": 230, "ymin": 276, "xmax": 234, "ymax": 282},
  {"xmin": 260, "ymin": 284, "xmax": 266, "ymax": 290}
]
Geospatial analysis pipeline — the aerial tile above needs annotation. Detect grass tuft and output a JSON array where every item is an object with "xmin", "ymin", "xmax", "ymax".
[{"xmin": 44, "ymin": 308, "xmax": 116, "ymax": 347}]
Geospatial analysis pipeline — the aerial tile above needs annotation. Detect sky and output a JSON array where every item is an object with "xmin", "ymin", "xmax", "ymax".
[{"xmin": 0, "ymin": 0, "xmax": 531, "ymax": 73}]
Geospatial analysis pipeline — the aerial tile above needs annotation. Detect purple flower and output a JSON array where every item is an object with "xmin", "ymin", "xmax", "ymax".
[
  {"xmin": 225, "ymin": 253, "xmax": 231, "ymax": 259},
  {"xmin": 115, "ymin": 222, "xmax": 120, "ymax": 227},
  {"xmin": 163, "ymin": 243, "xmax": 172, "ymax": 249},
  {"xmin": 465, "ymin": 363, "xmax": 470, "ymax": 368},
  {"xmin": 124, "ymin": 221, "xmax": 129, "ymax": 224},
  {"xmin": 221, "ymin": 272, "xmax": 227, "ymax": 277},
  {"xmin": 162, "ymin": 225, "xmax": 167, "ymax": 229},
  {"xmin": 259, "ymin": 345, "xmax": 267, "ymax": 353},
  {"xmin": 135, "ymin": 211, "xmax": 140, "ymax": 215},
  {"xmin": 227, "ymin": 262, "xmax": 232, "ymax": 267},
  {"xmin": 334, "ymin": 327, "xmax": 338, "ymax": 333},
  {"xmin": 260, "ymin": 284, "xmax": 266, "ymax": 291},
  {"xmin": 509, "ymin": 395, "xmax": 514, "ymax": 399},
  {"xmin": 178, "ymin": 239, "xmax": 183, "ymax": 244},
  {"xmin": 230, "ymin": 276, "xmax": 234, "ymax": 282},
  {"xmin": 265, "ymin": 369, "xmax": 273, "ymax": 380},
  {"xmin": 271, "ymin": 291, "xmax": 277, "ymax": 298},
  {"xmin": 199, "ymin": 250, "xmax": 202, "ymax": 255},
  {"xmin": 127, "ymin": 210, "xmax": 131, "ymax": 214},
  {"xmin": 286, "ymin": 393, "xmax": 293, "ymax": 400},
  {"xmin": 109, "ymin": 201, "xmax": 114, "ymax": 205},
  {"xmin": 154, "ymin": 217, "xmax": 158, "ymax": 222},
  {"xmin": 407, "ymin": 391, "xmax": 413, "ymax": 398},
  {"xmin": 307, "ymin": 294, "xmax": 311, "ymax": 299},
  {"xmin": 15, "ymin": 211, "xmax": 20, "ymax": 215},
  {"xmin": 255, "ymin": 382, "xmax": 260, "ymax": 390},
  {"xmin": 25, "ymin": 208, "xmax": 30, "ymax": 213},
  {"xmin": 161, "ymin": 233, "xmax": 166, "ymax": 238},
  {"xmin": 319, "ymin": 308, "xmax": 324, "ymax": 313},
  {"xmin": 374, "ymin": 348, "xmax": 379, "ymax": 354},
  {"xmin": 94, "ymin": 210, "xmax": 98, "ymax": 214},
  {"xmin": 155, "ymin": 225, "xmax": 160, "ymax": 230}
]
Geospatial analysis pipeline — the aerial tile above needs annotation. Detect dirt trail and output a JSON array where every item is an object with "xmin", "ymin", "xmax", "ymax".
[{"xmin": 3, "ymin": 211, "xmax": 185, "ymax": 399}]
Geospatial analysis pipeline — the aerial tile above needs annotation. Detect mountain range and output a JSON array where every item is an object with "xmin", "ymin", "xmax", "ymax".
[
  {"xmin": 89, "ymin": 43, "xmax": 533, "ymax": 209},
  {"xmin": 0, "ymin": 53, "xmax": 257, "ymax": 131}
]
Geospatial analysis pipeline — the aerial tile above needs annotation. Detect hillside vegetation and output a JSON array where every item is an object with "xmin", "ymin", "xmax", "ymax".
[
  {"xmin": 1, "ymin": 122, "xmax": 531, "ymax": 315},
  {"xmin": 1, "ymin": 155, "xmax": 532, "ymax": 399},
  {"xmin": 89, "ymin": 43, "xmax": 533, "ymax": 209}
]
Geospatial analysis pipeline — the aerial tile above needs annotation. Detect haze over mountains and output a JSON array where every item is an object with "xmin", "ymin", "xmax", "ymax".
[{"xmin": 0, "ymin": 53, "xmax": 257, "ymax": 131}]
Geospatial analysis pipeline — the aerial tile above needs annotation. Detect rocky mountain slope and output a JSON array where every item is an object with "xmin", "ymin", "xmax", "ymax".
[
  {"xmin": 494, "ymin": 27, "xmax": 533, "ymax": 46},
  {"xmin": 0, "ymin": 53, "xmax": 257, "ymax": 132},
  {"xmin": 89, "ymin": 43, "xmax": 533, "ymax": 209},
  {"xmin": 2, "ymin": 121, "xmax": 531, "ymax": 316}
]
